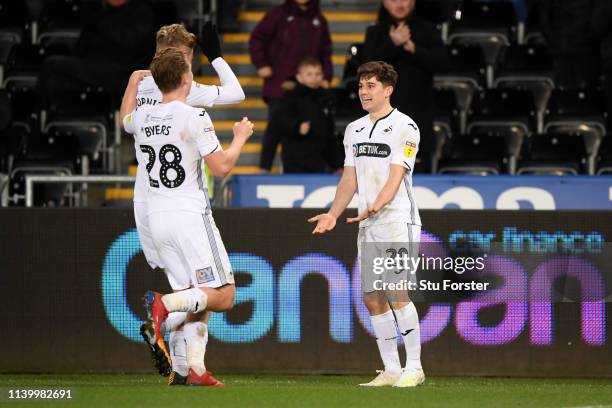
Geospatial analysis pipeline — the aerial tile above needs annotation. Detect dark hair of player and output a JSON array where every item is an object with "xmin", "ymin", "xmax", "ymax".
[
  {"xmin": 357, "ymin": 61, "xmax": 398, "ymax": 87},
  {"xmin": 150, "ymin": 47, "xmax": 190, "ymax": 93},
  {"xmin": 156, "ymin": 23, "xmax": 197, "ymax": 51}
]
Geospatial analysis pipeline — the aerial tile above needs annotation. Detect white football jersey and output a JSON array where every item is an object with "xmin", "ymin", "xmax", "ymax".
[
  {"xmin": 132, "ymin": 77, "xmax": 221, "ymax": 203},
  {"xmin": 343, "ymin": 108, "xmax": 421, "ymax": 227},
  {"xmin": 123, "ymin": 101, "xmax": 220, "ymax": 214}
]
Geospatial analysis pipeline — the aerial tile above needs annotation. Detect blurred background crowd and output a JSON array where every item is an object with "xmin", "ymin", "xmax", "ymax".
[{"xmin": 0, "ymin": 0, "xmax": 611, "ymax": 206}]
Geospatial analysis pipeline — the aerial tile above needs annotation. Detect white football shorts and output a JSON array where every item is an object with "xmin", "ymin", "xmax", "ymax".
[
  {"xmin": 149, "ymin": 210, "xmax": 235, "ymax": 291},
  {"xmin": 358, "ymin": 222, "xmax": 421, "ymax": 293},
  {"xmin": 134, "ymin": 201, "xmax": 163, "ymax": 270}
]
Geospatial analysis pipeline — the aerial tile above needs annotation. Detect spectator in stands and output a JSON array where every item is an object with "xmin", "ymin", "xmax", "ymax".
[
  {"xmin": 538, "ymin": 0, "xmax": 601, "ymax": 89},
  {"xmin": 37, "ymin": 0, "xmax": 156, "ymax": 108},
  {"xmin": 249, "ymin": 0, "xmax": 333, "ymax": 172},
  {"xmin": 272, "ymin": 57, "xmax": 343, "ymax": 173},
  {"xmin": 362, "ymin": 0, "xmax": 448, "ymax": 171}
]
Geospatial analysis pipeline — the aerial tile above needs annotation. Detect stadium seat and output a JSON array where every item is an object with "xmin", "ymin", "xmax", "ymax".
[
  {"xmin": 4, "ymin": 76, "xmax": 40, "ymax": 131},
  {"xmin": 448, "ymin": 1, "xmax": 518, "ymax": 84},
  {"xmin": 9, "ymin": 160, "xmax": 74, "ymax": 206},
  {"xmin": 517, "ymin": 133, "xmax": 587, "ymax": 175},
  {"xmin": 413, "ymin": 0, "xmax": 456, "ymax": 43},
  {"xmin": 494, "ymin": 45, "xmax": 554, "ymax": 132},
  {"xmin": 329, "ymin": 81, "xmax": 362, "ymax": 135},
  {"xmin": 437, "ymin": 44, "xmax": 486, "ymax": 87},
  {"xmin": 450, "ymin": 0, "xmax": 518, "ymax": 37},
  {"xmin": 341, "ymin": 43, "xmax": 362, "ymax": 84},
  {"xmin": 543, "ymin": 89, "xmax": 607, "ymax": 168},
  {"xmin": 523, "ymin": 0, "xmax": 546, "ymax": 45},
  {"xmin": 44, "ymin": 121, "xmax": 105, "ymax": 175},
  {"xmin": 596, "ymin": 135, "xmax": 612, "ymax": 175},
  {"xmin": 0, "ymin": 0, "xmax": 30, "ymax": 44},
  {"xmin": 437, "ymin": 131, "xmax": 516, "ymax": 175},
  {"xmin": 433, "ymin": 87, "xmax": 460, "ymax": 133},
  {"xmin": 38, "ymin": 30, "xmax": 79, "ymax": 57},
  {"xmin": 467, "ymin": 89, "xmax": 536, "ymax": 137},
  {"xmin": 431, "ymin": 121, "xmax": 451, "ymax": 173},
  {"xmin": 38, "ymin": 0, "xmax": 100, "ymax": 32}
]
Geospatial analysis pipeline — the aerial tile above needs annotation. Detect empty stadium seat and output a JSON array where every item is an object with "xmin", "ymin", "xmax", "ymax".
[
  {"xmin": 437, "ymin": 132, "xmax": 509, "ymax": 175},
  {"xmin": 433, "ymin": 87, "xmax": 459, "ymax": 132},
  {"xmin": 9, "ymin": 160, "xmax": 74, "ymax": 206},
  {"xmin": 4, "ymin": 76, "xmax": 40, "ymax": 130},
  {"xmin": 329, "ymin": 81, "xmax": 362, "ymax": 135},
  {"xmin": 414, "ymin": 0, "xmax": 456, "ymax": 42},
  {"xmin": 0, "ymin": 0, "xmax": 30, "ymax": 44},
  {"xmin": 494, "ymin": 45, "xmax": 554, "ymax": 132},
  {"xmin": 438, "ymin": 44, "xmax": 486, "ymax": 87},
  {"xmin": 544, "ymin": 89, "xmax": 607, "ymax": 161},
  {"xmin": 467, "ymin": 89, "xmax": 536, "ymax": 136},
  {"xmin": 596, "ymin": 135, "xmax": 612, "ymax": 175},
  {"xmin": 448, "ymin": 1, "xmax": 518, "ymax": 84},
  {"xmin": 517, "ymin": 133, "xmax": 587, "ymax": 175}
]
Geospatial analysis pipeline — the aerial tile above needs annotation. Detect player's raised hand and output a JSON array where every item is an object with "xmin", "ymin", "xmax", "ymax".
[
  {"xmin": 200, "ymin": 21, "xmax": 222, "ymax": 62},
  {"xmin": 308, "ymin": 213, "xmax": 337, "ymax": 234},
  {"xmin": 346, "ymin": 206, "xmax": 376, "ymax": 224},
  {"xmin": 233, "ymin": 117, "xmax": 254, "ymax": 142},
  {"xmin": 129, "ymin": 70, "xmax": 151, "ymax": 84}
]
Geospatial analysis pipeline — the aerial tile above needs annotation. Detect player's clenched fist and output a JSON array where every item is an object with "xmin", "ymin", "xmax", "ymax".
[
  {"xmin": 233, "ymin": 117, "xmax": 254, "ymax": 141},
  {"xmin": 308, "ymin": 213, "xmax": 337, "ymax": 234}
]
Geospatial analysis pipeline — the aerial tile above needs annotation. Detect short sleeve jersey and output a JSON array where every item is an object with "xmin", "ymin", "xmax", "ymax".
[
  {"xmin": 123, "ymin": 101, "xmax": 220, "ymax": 214},
  {"xmin": 343, "ymin": 109, "xmax": 421, "ymax": 227},
  {"xmin": 132, "ymin": 77, "xmax": 220, "ymax": 203}
]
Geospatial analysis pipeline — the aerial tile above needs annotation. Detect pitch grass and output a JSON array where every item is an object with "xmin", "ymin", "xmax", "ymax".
[{"xmin": 1, "ymin": 374, "xmax": 612, "ymax": 408}]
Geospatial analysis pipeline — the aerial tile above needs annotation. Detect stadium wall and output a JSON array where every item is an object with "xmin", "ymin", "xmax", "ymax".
[{"xmin": 1, "ymin": 209, "xmax": 610, "ymax": 376}]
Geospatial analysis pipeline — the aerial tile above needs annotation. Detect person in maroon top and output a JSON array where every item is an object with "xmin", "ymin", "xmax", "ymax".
[{"xmin": 249, "ymin": 0, "xmax": 333, "ymax": 171}]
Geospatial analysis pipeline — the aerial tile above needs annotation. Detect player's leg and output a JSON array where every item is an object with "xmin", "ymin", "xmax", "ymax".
[
  {"xmin": 358, "ymin": 226, "xmax": 402, "ymax": 387},
  {"xmin": 183, "ymin": 311, "xmax": 224, "ymax": 387},
  {"xmin": 387, "ymin": 224, "xmax": 425, "ymax": 387},
  {"xmin": 144, "ymin": 211, "xmax": 198, "ymax": 371},
  {"xmin": 135, "ymin": 201, "xmax": 176, "ymax": 376}
]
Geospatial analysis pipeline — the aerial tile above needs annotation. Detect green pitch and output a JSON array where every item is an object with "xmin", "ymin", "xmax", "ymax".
[{"xmin": 1, "ymin": 374, "xmax": 611, "ymax": 408}]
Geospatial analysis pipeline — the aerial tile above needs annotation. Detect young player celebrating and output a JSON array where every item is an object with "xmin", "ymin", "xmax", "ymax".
[
  {"xmin": 121, "ymin": 47, "xmax": 253, "ymax": 386},
  {"xmin": 124, "ymin": 22, "xmax": 245, "ymax": 384},
  {"xmin": 308, "ymin": 61, "xmax": 424, "ymax": 387}
]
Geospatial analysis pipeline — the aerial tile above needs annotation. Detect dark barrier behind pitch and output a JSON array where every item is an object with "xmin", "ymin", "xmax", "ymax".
[{"xmin": 0, "ymin": 209, "xmax": 610, "ymax": 376}]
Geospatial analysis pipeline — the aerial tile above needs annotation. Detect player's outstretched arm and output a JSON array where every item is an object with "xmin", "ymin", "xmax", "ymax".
[
  {"xmin": 308, "ymin": 166, "xmax": 357, "ymax": 234},
  {"xmin": 119, "ymin": 70, "xmax": 150, "ymax": 129},
  {"xmin": 347, "ymin": 164, "xmax": 407, "ymax": 224},
  {"xmin": 192, "ymin": 22, "xmax": 245, "ymax": 106},
  {"xmin": 205, "ymin": 117, "xmax": 254, "ymax": 177}
]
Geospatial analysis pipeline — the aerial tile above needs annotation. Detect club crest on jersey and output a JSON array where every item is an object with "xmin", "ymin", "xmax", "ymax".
[
  {"xmin": 354, "ymin": 142, "xmax": 391, "ymax": 158},
  {"xmin": 383, "ymin": 125, "xmax": 393, "ymax": 133},
  {"xmin": 196, "ymin": 267, "xmax": 215, "ymax": 284},
  {"xmin": 404, "ymin": 140, "xmax": 417, "ymax": 158}
]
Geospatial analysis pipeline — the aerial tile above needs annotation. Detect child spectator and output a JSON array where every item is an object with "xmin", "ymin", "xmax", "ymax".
[
  {"xmin": 249, "ymin": 0, "xmax": 333, "ymax": 171},
  {"xmin": 271, "ymin": 57, "xmax": 343, "ymax": 173}
]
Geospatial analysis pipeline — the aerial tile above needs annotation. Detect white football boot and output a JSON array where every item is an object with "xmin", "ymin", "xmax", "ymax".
[
  {"xmin": 393, "ymin": 368, "xmax": 426, "ymax": 387},
  {"xmin": 359, "ymin": 370, "xmax": 401, "ymax": 387}
]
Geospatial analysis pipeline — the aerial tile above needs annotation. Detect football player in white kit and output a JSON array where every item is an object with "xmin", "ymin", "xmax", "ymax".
[
  {"xmin": 125, "ymin": 23, "xmax": 245, "ymax": 385},
  {"xmin": 121, "ymin": 47, "xmax": 253, "ymax": 386},
  {"xmin": 309, "ymin": 61, "xmax": 424, "ymax": 387}
]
